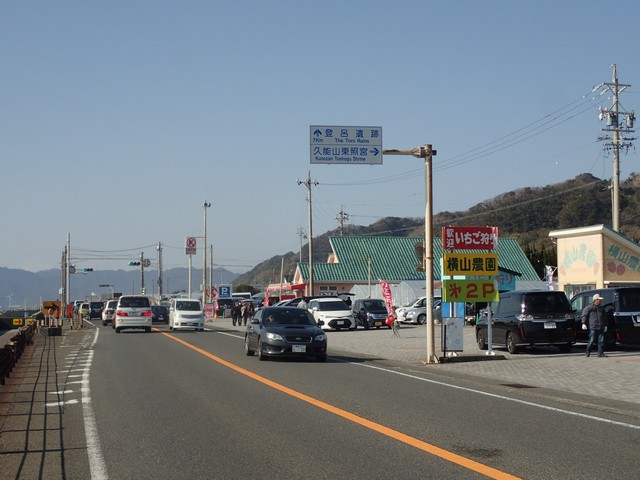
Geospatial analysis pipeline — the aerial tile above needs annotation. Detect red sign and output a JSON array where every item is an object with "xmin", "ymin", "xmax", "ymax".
[
  {"xmin": 442, "ymin": 226, "xmax": 498, "ymax": 251},
  {"xmin": 185, "ymin": 236, "xmax": 197, "ymax": 255}
]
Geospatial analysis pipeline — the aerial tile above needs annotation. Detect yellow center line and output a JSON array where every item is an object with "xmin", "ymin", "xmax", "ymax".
[{"xmin": 159, "ymin": 330, "xmax": 520, "ymax": 480}]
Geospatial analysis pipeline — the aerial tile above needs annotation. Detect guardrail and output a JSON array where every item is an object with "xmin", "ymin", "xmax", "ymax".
[{"xmin": 0, "ymin": 325, "xmax": 35, "ymax": 385}]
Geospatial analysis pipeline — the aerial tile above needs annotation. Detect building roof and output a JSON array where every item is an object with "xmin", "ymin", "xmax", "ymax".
[{"xmin": 296, "ymin": 236, "xmax": 540, "ymax": 283}]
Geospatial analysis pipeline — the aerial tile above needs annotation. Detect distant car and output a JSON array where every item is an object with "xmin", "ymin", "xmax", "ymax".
[
  {"xmin": 396, "ymin": 297, "xmax": 442, "ymax": 325},
  {"xmin": 102, "ymin": 300, "xmax": 117, "ymax": 326},
  {"xmin": 352, "ymin": 298, "xmax": 389, "ymax": 329},
  {"xmin": 308, "ymin": 297, "xmax": 356, "ymax": 331},
  {"xmin": 78, "ymin": 302, "xmax": 90, "ymax": 320},
  {"xmin": 114, "ymin": 295, "xmax": 152, "ymax": 333},
  {"xmin": 89, "ymin": 301, "xmax": 104, "ymax": 320},
  {"xmin": 73, "ymin": 300, "xmax": 84, "ymax": 315},
  {"xmin": 169, "ymin": 298, "xmax": 204, "ymax": 331},
  {"xmin": 475, "ymin": 290, "xmax": 575, "ymax": 354},
  {"xmin": 151, "ymin": 305, "xmax": 169, "ymax": 324},
  {"xmin": 244, "ymin": 306, "xmax": 327, "ymax": 361}
]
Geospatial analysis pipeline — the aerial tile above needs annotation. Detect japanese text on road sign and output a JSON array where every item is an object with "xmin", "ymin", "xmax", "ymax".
[
  {"xmin": 442, "ymin": 279, "xmax": 499, "ymax": 303},
  {"xmin": 310, "ymin": 126, "xmax": 382, "ymax": 165},
  {"xmin": 442, "ymin": 226, "xmax": 498, "ymax": 251},
  {"xmin": 443, "ymin": 253, "xmax": 499, "ymax": 276}
]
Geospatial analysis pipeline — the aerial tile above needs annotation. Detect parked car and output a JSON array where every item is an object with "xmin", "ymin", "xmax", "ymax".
[
  {"xmin": 396, "ymin": 297, "xmax": 442, "ymax": 325},
  {"xmin": 151, "ymin": 305, "xmax": 169, "ymax": 324},
  {"xmin": 570, "ymin": 287, "xmax": 640, "ymax": 347},
  {"xmin": 244, "ymin": 306, "xmax": 327, "ymax": 361},
  {"xmin": 475, "ymin": 290, "xmax": 575, "ymax": 354},
  {"xmin": 101, "ymin": 299, "xmax": 117, "ymax": 326},
  {"xmin": 352, "ymin": 298, "xmax": 389, "ymax": 329},
  {"xmin": 78, "ymin": 302, "xmax": 90, "ymax": 320},
  {"xmin": 169, "ymin": 298, "xmax": 204, "ymax": 331},
  {"xmin": 114, "ymin": 295, "xmax": 152, "ymax": 333},
  {"xmin": 308, "ymin": 297, "xmax": 356, "ymax": 331},
  {"xmin": 89, "ymin": 301, "xmax": 104, "ymax": 320}
]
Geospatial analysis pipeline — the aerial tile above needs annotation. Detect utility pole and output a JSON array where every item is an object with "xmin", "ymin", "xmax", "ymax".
[
  {"xmin": 203, "ymin": 201, "xmax": 211, "ymax": 305},
  {"xmin": 140, "ymin": 252, "xmax": 145, "ymax": 295},
  {"xmin": 336, "ymin": 206, "xmax": 349, "ymax": 236},
  {"xmin": 297, "ymin": 171, "xmax": 318, "ymax": 295},
  {"xmin": 384, "ymin": 144, "xmax": 438, "ymax": 363},
  {"xmin": 594, "ymin": 64, "xmax": 635, "ymax": 232},
  {"xmin": 157, "ymin": 242, "xmax": 163, "ymax": 298},
  {"xmin": 297, "ymin": 227, "xmax": 307, "ymax": 264}
]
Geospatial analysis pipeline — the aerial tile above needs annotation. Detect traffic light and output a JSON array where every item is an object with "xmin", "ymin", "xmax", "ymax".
[
  {"xmin": 129, "ymin": 261, "xmax": 141, "ymax": 266},
  {"xmin": 83, "ymin": 268, "xmax": 94, "ymax": 272}
]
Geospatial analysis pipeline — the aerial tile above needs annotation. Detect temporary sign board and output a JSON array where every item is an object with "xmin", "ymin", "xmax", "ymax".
[
  {"xmin": 442, "ymin": 279, "xmax": 499, "ymax": 303},
  {"xmin": 310, "ymin": 126, "xmax": 382, "ymax": 165},
  {"xmin": 442, "ymin": 253, "xmax": 499, "ymax": 276},
  {"xmin": 442, "ymin": 226, "xmax": 498, "ymax": 251},
  {"xmin": 185, "ymin": 237, "xmax": 197, "ymax": 255}
]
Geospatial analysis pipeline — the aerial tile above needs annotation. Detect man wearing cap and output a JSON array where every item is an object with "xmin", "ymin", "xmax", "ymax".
[{"xmin": 581, "ymin": 293, "xmax": 607, "ymax": 357}]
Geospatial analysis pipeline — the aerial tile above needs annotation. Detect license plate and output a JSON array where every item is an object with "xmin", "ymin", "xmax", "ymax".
[
  {"xmin": 292, "ymin": 345, "xmax": 306, "ymax": 353},
  {"xmin": 336, "ymin": 320, "xmax": 345, "ymax": 325},
  {"xmin": 544, "ymin": 321, "xmax": 556, "ymax": 329},
  {"xmin": 375, "ymin": 322, "xmax": 383, "ymax": 327}
]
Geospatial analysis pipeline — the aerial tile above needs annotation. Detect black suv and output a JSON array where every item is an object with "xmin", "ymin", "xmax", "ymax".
[
  {"xmin": 570, "ymin": 287, "xmax": 640, "ymax": 347},
  {"xmin": 352, "ymin": 298, "xmax": 389, "ymax": 329},
  {"xmin": 475, "ymin": 290, "xmax": 575, "ymax": 354}
]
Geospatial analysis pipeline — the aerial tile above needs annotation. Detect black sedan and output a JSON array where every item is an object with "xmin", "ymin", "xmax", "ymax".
[
  {"xmin": 244, "ymin": 306, "xmax": 327, "ymax": 361},
  {"xmin": 151, "ymin": 305, "xmax": 169, "ymax": 323}
]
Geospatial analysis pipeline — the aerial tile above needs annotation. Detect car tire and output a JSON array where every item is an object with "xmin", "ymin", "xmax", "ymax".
[
  {"xmin": 477, "ymin": 330, "xmax": 487, "ymax": 350},
  {"xmin": 244, "ymin": 337, "xmax": 254, "ymax": 356},
  {"xmin": 258, "ymin": 339, "xmax": 268, "ymax": 361},
  {"xmin": 102, "ymin": 322, "xmax": 106, "ymax": 326},
  {"xmin": 145, "ymin": 327, "xmax": 151, "ymax": 333},
  {"xmin": 316, "ymin": 355, "xmax": 327, "ymax": 362},
  {"xmin": 115, "ymin": 327, "xmax": 121, "ymax": 334},
  {"xmin": 506, "ymin": 332, "xmax": 518, "ymax": 354},
  {"xmin": 417, "ymin": 314, "xmax": 426, "ymax": 325}
]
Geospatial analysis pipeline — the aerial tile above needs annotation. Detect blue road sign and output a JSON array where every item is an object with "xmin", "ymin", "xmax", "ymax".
[{"xmin": 310, "ymin": 125, "xmax": 383, "ymax": 165}]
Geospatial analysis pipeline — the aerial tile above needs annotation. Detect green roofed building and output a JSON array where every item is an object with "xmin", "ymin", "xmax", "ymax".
[{"xmin": 291, "ymin": 236, "xmax": 540, "ymax": 297}]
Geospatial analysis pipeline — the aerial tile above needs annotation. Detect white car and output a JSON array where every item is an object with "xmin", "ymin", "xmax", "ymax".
[
  {"xmin": 308, "ymin": 297, "xmax": 356, "ymax": 331},
  {"xmin": 101, "ymin": 299, "xmax": 118, "ymax": 326},
  {"xmin": 396, "ymin": 297, "xmax": 442, "ymax": 325},
  {"xmin": 169, "ymin": 298, "xmax": 204, "ymax": 331},
  {"xmin": 114, "ymin": 295, "xmax": 152, "ymax": 333}
]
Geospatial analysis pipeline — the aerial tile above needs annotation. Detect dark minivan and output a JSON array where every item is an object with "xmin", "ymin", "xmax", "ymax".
[
  {"xmin": 476, "ymin": 290, "xmax": 575, "ymax": 354},
  {"xmin": 570, "ymin": 287, "xmax": 640, "ymax": 347}
]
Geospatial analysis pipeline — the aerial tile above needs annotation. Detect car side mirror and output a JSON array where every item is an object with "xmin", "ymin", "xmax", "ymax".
[
  {"xmin": 317, "ymin": 320, "xmax": 324, "ymax": 326},
  {"xmin": 251, "ymin": 318, "xmax": 259, "ymax": 325},
  {"xmin": 312, "ymin": 307, "xmax": 318, "ymax": 311}
]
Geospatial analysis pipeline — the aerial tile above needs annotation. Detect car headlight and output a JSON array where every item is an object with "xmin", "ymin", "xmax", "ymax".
[
  {"xmin": 406, "ymin": 311, "xmax": 415, "ymax": 319},
  {"xmin": 266, "ymin": 332, "xmax": 283, "ymax": 341},
  {"xmin": 314, "ymin": 333, "xmax": 327, "ymax": 341}
]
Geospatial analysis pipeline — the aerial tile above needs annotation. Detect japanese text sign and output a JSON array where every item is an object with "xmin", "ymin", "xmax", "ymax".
[
  {"xmin": 442, "ymin": 226, "xmax": 498, "ymax": 251},
  {"xmin": 442, "ymin": 279, "xmax": 500, "ymax": 303},
  {"xmin": 443, "ymin": 253, "xmax": 499, "ymax": 276}
]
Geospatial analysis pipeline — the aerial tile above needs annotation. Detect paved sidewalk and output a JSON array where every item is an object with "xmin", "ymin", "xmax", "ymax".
[{"xmin": 0, "ymin": 324, "xmax": 95, "ymax": 479}]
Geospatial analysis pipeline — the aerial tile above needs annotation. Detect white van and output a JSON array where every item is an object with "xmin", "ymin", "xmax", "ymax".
[
  {"xmin": 114, "ymin": 296, "xmax": 152, "ymax": 333},
  {"xmin": 169, "ymin": 298, "xmax": 204, "ymax": 331}
]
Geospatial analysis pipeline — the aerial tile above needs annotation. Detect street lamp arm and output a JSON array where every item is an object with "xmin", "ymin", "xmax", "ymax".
[{"xmin": 383, "ymin": 146, "xmax": 437, "ymax": 158}]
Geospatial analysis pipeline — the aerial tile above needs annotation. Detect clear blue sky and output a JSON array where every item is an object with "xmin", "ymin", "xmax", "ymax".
[{"xmin": 1, "ymin": 0, "xmax": 638, "ymax": 274}]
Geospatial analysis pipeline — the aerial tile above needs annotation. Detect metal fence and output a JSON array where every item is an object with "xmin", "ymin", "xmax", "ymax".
[{"xmin": 0, "ymin": 325, "xmax": 35, "ymax": 385}]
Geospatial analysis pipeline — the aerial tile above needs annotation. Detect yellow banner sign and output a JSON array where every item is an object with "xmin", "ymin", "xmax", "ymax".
[
  {"xmin": 442, "ymin": 279, "xmax": 500, "ymax": 303},
  {"xmin": 12, "ymin": 318, "xmax": 24, "ymax": 326},
  {"xmin": 443, "ymin": 253, "xmax": 498, "ymax": 276}
]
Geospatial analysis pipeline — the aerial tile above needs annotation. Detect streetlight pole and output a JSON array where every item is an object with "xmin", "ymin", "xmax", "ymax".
[
  {"xmin": 203, "ymin": 201, "xmax": 211, "ymax": 305},
  {"xmin": 383, "ymin": 144, "xmax": 438, "ymax": 364}
]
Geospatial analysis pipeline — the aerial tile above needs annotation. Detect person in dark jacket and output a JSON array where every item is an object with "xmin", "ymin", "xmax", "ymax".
[{"xmin": 581, "ymin": 293, "xmax": 607, "ymax": 357}]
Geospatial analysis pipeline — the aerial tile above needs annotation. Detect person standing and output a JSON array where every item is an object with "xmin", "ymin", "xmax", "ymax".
[{"xmin": 581, "ymin": 293, "xmax": 607, "ymax": 357}]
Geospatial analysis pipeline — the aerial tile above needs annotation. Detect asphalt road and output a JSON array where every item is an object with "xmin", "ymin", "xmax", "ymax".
[{"xmin": 2, "ymin": 319, "xmax": 639, "ymax": 479}]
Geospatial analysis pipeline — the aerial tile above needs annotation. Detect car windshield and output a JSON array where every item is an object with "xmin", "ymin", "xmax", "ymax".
[
  {"xmin": 90, "ymin": 302, "xmax": 103, "ymax": 308},
  {"xmin": 619, "ymin": 289, "xmax": 640, "ymax": 310},
  {"xmin": 363, "ymin": 300, "xmax": 386, "ymax": 310},
  {"xmin": 176, "ymin": 301, "xmax": 200, "ymax": 311},
  {"xmin": 318, "ymin": 300, "xmax": 349, "ymax": 311},
  {"xmin": 523, "ymin": 293, "xmax": 571, "ymax": 312},
  {"xmin": 119, "ymin": 297, "xmax": 150, "ymax": 308},
  {"xmin": 263, "ymin": 309, "xmax": 315, "ymax": 325}
]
